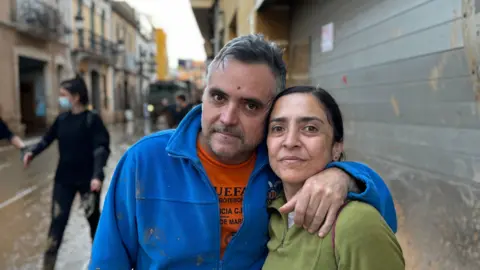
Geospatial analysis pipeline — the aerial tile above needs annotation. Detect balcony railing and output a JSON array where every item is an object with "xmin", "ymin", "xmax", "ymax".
[
  {"xmin": 74, "ymin": 29, "xmax": 119, "ymax": 64},
  {"xmin": 11, "ymin": 0, "xmax": 70, "ymax": 38}
]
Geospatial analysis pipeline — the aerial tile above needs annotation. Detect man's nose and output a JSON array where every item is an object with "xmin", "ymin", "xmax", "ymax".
[
  {"xmin": 219, "ymin": 103, "xmax": 239, "ymax": 125},
  {"xmin": 282, "ymin": 129, "xmax": 300, "ymax": 149}
]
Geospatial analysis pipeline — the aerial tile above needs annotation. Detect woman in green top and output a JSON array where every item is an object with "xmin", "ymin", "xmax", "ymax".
[{"xmin": 263, "ymin": 86, "xmax": 405, "ymax": 270}]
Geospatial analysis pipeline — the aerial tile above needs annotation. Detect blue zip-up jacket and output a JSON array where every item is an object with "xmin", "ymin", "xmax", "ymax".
[{"xmin": 90, "ymin": 105, "xmax": 397, "ymax": 270}]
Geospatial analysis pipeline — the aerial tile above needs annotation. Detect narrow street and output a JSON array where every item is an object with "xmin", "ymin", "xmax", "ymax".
[{"xmin": 0, "ymin": 120, "xmax": 158, "ymax": 270}]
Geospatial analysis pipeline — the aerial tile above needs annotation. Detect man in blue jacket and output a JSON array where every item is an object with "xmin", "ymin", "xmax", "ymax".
[{"xmin": 90, "ymin": 34, "xmax": 396, "ymax": 269}]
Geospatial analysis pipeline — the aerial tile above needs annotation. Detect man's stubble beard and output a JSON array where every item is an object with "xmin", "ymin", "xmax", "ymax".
[{"xmin": 203, "ymin": 129, "xmax": 258, "ymax": 163}]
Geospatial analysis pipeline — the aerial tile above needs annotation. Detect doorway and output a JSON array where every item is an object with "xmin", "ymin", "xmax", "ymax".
[{"xmin": 19, "ymin": 56, "xmax": 47, "ymax": 136}]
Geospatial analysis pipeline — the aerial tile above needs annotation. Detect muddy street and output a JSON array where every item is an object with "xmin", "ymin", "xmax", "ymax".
[{"xmin": 0, "ymin": 121, "xmax": 158, "ymax": 270}]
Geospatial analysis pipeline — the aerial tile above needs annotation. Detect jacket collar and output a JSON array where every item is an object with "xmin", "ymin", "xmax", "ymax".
[
  {"xmin": 165, "ymin": 104, "xmax": 269, "ymax": 168},
  {"xmin": 269, "ymin": 192, "xmax": 286, "ymax": 211}
]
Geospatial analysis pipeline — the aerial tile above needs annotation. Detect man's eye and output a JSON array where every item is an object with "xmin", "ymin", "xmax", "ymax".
[
  {"xmin": 212, "ymin": 94, "xmax": 225, "ymax": 102},
  {"xmin": 245, "ymin": 103, "xmax": 258, "ymax": 111}
]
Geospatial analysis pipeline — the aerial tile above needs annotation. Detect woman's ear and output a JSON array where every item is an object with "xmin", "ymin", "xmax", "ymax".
[{"xmin": 332, "ymin": 141, "xmax": 344, "ymax": 161}]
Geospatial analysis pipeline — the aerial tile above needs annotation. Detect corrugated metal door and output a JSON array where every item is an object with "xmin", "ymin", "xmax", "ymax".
[{"xmin": 291, "ymin": 0, "xmax": 480, "ymax": 269}]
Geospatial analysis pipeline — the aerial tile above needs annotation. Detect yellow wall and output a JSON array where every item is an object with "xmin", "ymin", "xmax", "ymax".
[
  {"xmin": 237, "ymin": 0, "xmax": 256, "ymax": 36},
  {"xmin": 94, "ymin": 10, "xmax": 101, "ymax": 36},
  {"xmin": 83, "ymin": 5, "xmax": 90, "ymax": 30},
  {"xmin": 155, "ymin": 28, "xmax": 168, "ymax": 80},
  {"xmin": 222, "ymin": 0, "xmax": 238, "ymax": 44},
  {"xmin": 111, "ymin": 12, "xmax": 120, "ymax": 42},
  {"xmin": 221, "ymin": 0, "xmax": 256, "ymax": 44}
]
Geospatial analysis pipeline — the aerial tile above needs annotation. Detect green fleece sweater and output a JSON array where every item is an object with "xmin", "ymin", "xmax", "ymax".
[{"xmin": 262, "ymin": 196, "xmax": 405, "ymax": 270}]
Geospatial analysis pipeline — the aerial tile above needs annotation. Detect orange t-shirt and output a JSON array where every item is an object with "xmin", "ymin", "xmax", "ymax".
[{"xmin": 197, "ymin": 141, "xmax": 256, "ymax": 257}]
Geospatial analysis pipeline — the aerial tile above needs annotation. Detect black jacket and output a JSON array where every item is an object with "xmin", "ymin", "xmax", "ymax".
[{"xmin": 30, "ymin": 110, "xmax": 110, "ymax": 183}]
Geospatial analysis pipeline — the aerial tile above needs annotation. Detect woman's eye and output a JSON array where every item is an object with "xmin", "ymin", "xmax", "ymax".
[
  {"xmin": 270, "ymin": 126, "xmax": 284, "ymax": 133},
  {"xmin": 303, "ymin": 126, "xmax": 318, "ymax": 132}
]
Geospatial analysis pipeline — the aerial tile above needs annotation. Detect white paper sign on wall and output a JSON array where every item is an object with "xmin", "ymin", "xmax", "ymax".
[{"xmin": 321, "ymin": 22, "xmax": 334, "ymax": 52}]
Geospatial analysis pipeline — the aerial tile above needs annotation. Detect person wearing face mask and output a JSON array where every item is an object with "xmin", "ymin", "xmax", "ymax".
[{"xmin": 23, "ymin": 75, "xmax": 111, "ymax": 270}]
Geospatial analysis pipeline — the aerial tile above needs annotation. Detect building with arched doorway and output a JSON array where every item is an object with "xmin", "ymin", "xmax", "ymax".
[{"xmin": 0, "ymin": 0, "xmax": 72, "ymax": 137}]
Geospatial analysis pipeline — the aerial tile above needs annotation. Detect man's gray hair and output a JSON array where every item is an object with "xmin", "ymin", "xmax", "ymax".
[{"xmin": 207, "ymin": 34, "xmax": 287, "ymax": 94}]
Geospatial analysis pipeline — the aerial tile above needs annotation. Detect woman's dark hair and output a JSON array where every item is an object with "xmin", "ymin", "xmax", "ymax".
[
  {"xmin": 267, "ymin": 85, "xmax": 345, "ymax": 160},
  {"xmin": 60, "ymin": 74, "xmax": 89, "ymax": 106}
]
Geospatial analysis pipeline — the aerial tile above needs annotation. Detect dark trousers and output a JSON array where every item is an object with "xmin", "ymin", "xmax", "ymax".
[{"xmin": 43, "ymin": 181, "xmax": 100, "ymax": 270}]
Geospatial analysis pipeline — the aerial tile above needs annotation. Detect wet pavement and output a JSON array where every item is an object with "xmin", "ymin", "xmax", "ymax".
[{"xmin": 0, "ymin": 120, "xmax": 161, "ymax": 270}]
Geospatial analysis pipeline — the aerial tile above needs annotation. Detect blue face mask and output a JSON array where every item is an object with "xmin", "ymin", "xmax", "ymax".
[{"xmin": 59, "ymin": 97, "xmax": 72, "ymax": 109}]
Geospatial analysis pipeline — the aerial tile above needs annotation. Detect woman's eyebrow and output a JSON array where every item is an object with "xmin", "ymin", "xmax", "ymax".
[
  {"xmin": 270, "ymin": 117, "xmax": 286, "ymax": 123},
  {"xmin": 269, "ymin": 116, "xmax": 325, "ymax": 124},
  {"xmin": 297, "ymin": 116, "xmax": 325, "ymax": 124}
]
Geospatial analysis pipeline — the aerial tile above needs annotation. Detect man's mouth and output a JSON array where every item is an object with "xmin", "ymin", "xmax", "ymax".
[{"xmin": 213, "ymin": 129, "xmax": 242, "ymax": 138}]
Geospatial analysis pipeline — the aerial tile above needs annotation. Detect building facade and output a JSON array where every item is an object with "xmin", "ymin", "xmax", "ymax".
[
  {"xmin": 71, "ymin": 0, "xmax": 117, "ymax": 123},
  {"xmin": 192, "ymin": 0, "xmax": 480, "ymax": 269},
  {"xmin": 136, "ymin": 12, "xmax": 157, "ymax": 117},
  {"xmin": 176, "ymin": 59, "xmax": 206, "ymax": 104},
  {"xmin": 0, "ymin": 0, "xmax": 73, "ymax": 136},
  {"xmin": 111, "ymin": 1, "xmax": 138, "ymax": 121}
]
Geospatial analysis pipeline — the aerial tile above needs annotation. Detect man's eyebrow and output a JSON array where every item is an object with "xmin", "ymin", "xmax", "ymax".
[
  {"xmin": 243, "ymin": 97, "xmax": 265, "ymax": 107},
  {"xmin": 209, "ymin": 87, "xmax": 229, "ymax": 97},
  {"xmin": 209, "ymin": 87, "xmax": 267, "ymax": 107}
]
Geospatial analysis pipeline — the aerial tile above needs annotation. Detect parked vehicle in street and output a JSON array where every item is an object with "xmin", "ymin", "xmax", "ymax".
[{"xmin": 146, "ymin": 80, "xmax": 190, "ymax": 127}]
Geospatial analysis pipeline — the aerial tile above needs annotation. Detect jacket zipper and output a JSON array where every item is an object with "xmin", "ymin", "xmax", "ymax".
[
  {"xmin": 169, "ymin": 153, "xmax": 222, "ymax": 268},
  {"xmin": 221, "ymin": 162, "xmax": 268, "ymax": 266},
  {"xmin": 169, "ymin": 153, "xmax": 268, "ymax": 269}
]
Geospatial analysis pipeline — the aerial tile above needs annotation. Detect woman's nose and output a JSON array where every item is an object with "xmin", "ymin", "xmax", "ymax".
[{"xmin": 282, "ymin": 130, "xmax": 300, "ymax": 148}]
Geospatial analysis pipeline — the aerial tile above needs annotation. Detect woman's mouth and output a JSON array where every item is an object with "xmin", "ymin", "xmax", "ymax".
[{"xmin": 279, "ymin": 156, "xmax": 306, "ymax": 164}]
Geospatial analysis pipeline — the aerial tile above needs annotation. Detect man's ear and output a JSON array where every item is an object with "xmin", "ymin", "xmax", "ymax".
[{"xmin": 332, "ymin": 141, "xmax": 344, "ymax": 161}]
